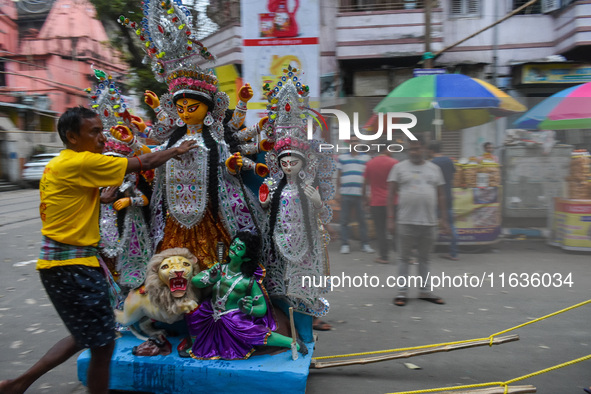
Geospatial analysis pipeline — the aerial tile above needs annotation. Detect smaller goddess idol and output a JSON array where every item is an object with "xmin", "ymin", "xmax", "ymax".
[{"xmin": 259, "ymin": 68, "xmax": 336, "ymax": 321}]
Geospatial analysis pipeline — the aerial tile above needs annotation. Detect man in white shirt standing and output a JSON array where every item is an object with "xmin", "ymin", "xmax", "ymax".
[{"xmin": 387, "ymin": 137, "xmax": 449, "ymax": 306}]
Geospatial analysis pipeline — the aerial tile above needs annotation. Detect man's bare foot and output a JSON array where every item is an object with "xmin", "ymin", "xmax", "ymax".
[{"xmin": 0, "ymin": 379, "xmax": 26, "ymax": 394}]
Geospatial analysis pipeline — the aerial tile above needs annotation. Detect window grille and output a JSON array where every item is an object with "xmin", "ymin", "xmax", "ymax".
[{"xmin": 450, "ymin": 0, "xmax": 480, "ymax": 17}]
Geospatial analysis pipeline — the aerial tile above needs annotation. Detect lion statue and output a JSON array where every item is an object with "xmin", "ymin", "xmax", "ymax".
[{"xmin": 115, "ymin": 247, "xmax": 202, "ymax": 339}]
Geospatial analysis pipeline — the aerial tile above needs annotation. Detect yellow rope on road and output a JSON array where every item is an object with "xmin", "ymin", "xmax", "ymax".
[
  {"xmin": 313, "ymin": 299, "xmax": 591, "ymax": 361},
  {"xmin": 486, "ymin": 298, "xmax": 591, "ymax": 345},
  {"xmin": 388, "ymin": 381, "xmax": 506, "ymax": 394},
  {"xmin": 386, "ymin": 353, "xmax": 591, "ymax": 394},
  {"xmin": 504, "ymin": 353, "xmax": 591, "ymax": 385}
]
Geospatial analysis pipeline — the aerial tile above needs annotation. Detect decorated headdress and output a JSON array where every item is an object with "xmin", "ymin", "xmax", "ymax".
[
  {"xmin": 86, "ymin": 66, "xmax": 137, "ymax": 157},
  {"xmin": 118, "ymin": 0, "xmax": 218, "ymax": 108},
  {"xmin": 263, "ymin": 68, "xmax": 337, "ymax": 225},
  {"xmin": 86, "ymin": 66, "xmax": 131, "ymax": 132},
  {"xmin": 263, "ymin": 66, "xmax": 311, "ymax": 158}
]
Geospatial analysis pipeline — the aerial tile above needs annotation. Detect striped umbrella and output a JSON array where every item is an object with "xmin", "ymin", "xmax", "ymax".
[
  {"xmin": 373, "ymin": 74, "xmax": 526, "ymax": 136},
  {"xmin": 513, "ymin": 82, "xmax": 591, "ymax": 130}
]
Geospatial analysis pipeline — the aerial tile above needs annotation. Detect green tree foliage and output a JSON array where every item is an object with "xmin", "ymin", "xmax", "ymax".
[
  {"xmin": 90, "ymin": 0, "xmax": 218, "ymax": 119},
  {"xmin": 89, "ymin": 0, "xmax": 211, "ymax": 118},
  {"xmin": 90, "ymin": 0, "xmax": 144, "ymax": 68},
  {"xmin": 89, "ymin": 0, "xmax": 164, "ymax": 117}
]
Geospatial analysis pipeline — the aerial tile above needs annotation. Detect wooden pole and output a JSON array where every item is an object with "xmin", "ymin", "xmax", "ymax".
[
  {"xmin": 434, "ymin": 0, "xmax": 540, "ymax": 59},
  {"xmin": 310, "ymin": 334, "xmax": 519, "ymax": 369},
  {"xmin": 437, "ymin": 385, "xmax": 537, "ymax": 394},
  {"xmin": 289, "ymin": 307, "xmax": 298, "ymax": 360}
]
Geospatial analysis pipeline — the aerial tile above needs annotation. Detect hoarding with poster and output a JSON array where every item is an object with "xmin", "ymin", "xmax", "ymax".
[
  {"xmin": 438, "ymin": 187, "xmax": 502, "ymax": 245},
  {"xmin": 240, "ymin": 0, "xmax": 320, "ymax": 127}
]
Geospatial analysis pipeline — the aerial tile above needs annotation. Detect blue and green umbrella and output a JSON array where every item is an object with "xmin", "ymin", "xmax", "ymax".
[{"xmin": 372, "ymin": 74, "xmax": 526, "ymax": 134}]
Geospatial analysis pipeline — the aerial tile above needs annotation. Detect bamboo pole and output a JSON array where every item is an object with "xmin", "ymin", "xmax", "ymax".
[
  {"xmin": 310, "ymin": 334, "xmax": 519, "ymax": 369},
  {"xmin": 434, "ymin": 0, "xmax": 540, "ymax": 59},
  {"xmin": 437, "ymin": 385, "xmax": 536, "ymax": 394}
]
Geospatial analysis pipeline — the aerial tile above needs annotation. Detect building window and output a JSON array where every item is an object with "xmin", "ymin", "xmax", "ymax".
[
  {"xmin": 338, "ymin": 0, "xmax": 429, "ymax": 12},
  {"xmin": 513, "ymin": 0, "xmax": 541, "ymax": 14},
  {"xmin": 450, "ymin": 0, "xmax": 480, "ymax": 17},
  {"xmin": 540, "ymin": 0, "xmax": 562, "ymax": 13}
]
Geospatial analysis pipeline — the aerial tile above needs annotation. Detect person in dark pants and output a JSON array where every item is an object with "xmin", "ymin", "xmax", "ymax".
[
  {"xmin": 0, "ymin": 106, "xmax": 196, "ymax": 394},
  {"xmin": 337, "ymin": 138, "xmax": 374, "ymax": 254},
  {"xmin": 427, "ymin": 141, "xmax": 458, "ymax": 261},
  {"xmin": 363, "ymin": 147, "xmax": 398, "ymax": 264}
]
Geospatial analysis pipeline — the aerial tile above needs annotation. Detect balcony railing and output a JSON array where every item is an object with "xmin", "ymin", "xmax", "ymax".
[{"xmin": 338, "ymin": 0, "xmax": 436, "ymax": 12}]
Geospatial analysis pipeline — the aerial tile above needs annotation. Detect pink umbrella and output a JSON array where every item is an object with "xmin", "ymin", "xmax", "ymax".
[{"xmin": 513, "ymin": 82, "xmax": 591, "ymax": 130}]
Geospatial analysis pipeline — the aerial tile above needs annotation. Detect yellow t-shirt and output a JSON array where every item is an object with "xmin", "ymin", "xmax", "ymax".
[{"xmin": 37, "ymin": 149, "xmax": 128, "ymax": 269}]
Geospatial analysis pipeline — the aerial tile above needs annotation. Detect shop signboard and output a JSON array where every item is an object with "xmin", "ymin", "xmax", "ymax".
[
  {"xmin": 413, "ymin": 68, "xmax": 446, "ymax": 77},
  {"xmin": 521, "ymin": 63, "xmax": 591, "ymax": 84}
]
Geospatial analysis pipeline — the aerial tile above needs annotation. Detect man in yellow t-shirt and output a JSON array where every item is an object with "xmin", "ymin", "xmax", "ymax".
[{"xmin": 0, "ymin": 106, "xmax": 196, "ymax": 394}]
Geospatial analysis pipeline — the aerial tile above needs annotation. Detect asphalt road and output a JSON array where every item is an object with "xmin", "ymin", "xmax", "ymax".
[
  {"xmin": 0, "ymin": 189, "xmax": 87, "ymax": 393},
  {"xmin": 0, "ymin": 189, "xmax": 589, "ymax": 394}
]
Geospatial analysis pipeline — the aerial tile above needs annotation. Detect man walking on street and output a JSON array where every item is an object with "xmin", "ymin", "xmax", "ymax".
[
  {"xmin": 427, "ymin": 141, "xmax": 458, "ymax": 261},
  {"xmin": 337, "ymin": 138, "xmax": 374, "ymax": 254},
  {"xmin": 363, "ymin": 145, "xmax": 398, "ymax": 264},
  {"xmin": 387, "ymin": 137, "xmax": 449, "ymax": 307},
  {"xmin": 0, "ymin": 106, "xmax": 196, "ymax": 394}
]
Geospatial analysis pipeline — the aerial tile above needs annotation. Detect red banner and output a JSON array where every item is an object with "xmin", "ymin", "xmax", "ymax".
[{"xmin": 243, "ymin": 37, "xmax": 319, "ymax": 46}]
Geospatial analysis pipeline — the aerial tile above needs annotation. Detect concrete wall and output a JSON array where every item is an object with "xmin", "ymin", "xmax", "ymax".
[
  {"xmin": 460, "ymin": 120, "xmax": 502, "ymax": 159},
  {"xmin": 201, "ymin": 25, "xmax": 243, "ymax": 66},
  {"xmin": 438, "ymin": 1, "xmax": 556, "ymax": 75},
  {"xmin": 554, "ymin": 2, "xmax": 591, "ymax": 54},
  {"xmin": 319, "ymin": 0, "xmax": 339, "ymax": 76},
  {"xmin": 335, "ymin": 8, "xmax": 443, "ymax": 59}
]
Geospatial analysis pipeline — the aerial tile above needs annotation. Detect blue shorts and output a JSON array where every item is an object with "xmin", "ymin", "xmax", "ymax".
[{"xmin": 39, "ymin": 265, "xmax": 115, "ymax": 349}]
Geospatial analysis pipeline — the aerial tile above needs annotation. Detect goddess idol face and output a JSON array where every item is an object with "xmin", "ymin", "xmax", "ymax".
[
  {"xmin": 279, "ymin": 154, "xmax": 304, "ymax": 177},
  {"xmin": 175, "ymin": 97, "xmax": 209, "ymax": 125}
]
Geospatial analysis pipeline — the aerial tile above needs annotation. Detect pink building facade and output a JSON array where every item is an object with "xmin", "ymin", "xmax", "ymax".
[
  {"xmin": 0, "ymin": 0, "xmax": 19, "ymax": 99},
  {"xmin": 0, "ymin": 0, "xmax": 127, "ymax": 182},
  {"xmin": 1, "ymin": 0, "xmax": 127, "ymax": 119}
]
